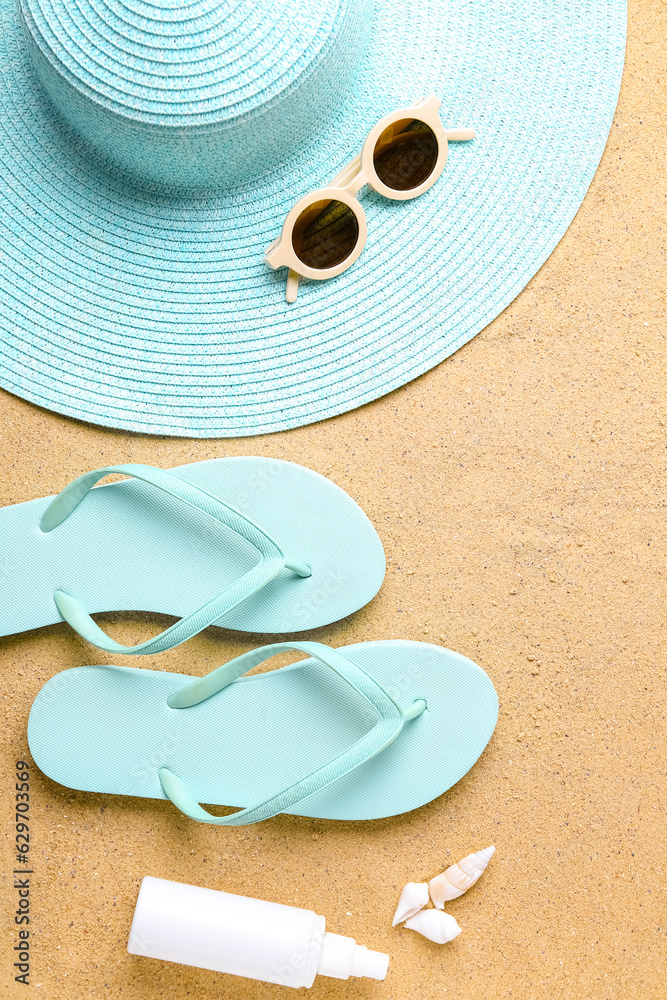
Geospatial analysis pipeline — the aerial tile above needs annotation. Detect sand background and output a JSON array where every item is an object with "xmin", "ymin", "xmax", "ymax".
[{"xmin": 0, "ymin": 1, "xmax": 665, "ymax": 996}]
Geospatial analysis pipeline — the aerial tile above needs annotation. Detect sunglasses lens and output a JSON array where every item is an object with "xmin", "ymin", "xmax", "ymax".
[
  {"xmin": 292, "ymin": 198, "xmax": 360, "ymax": 270},
  {"xmin": 372, "ymin": 118, "xmax": 439, "ymax": 191}
]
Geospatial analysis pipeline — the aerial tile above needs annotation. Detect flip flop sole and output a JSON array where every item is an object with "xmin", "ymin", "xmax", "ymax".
[
  {"xmin": 27, "ymin": 640, "xmax": 498, "ymax": 821},
  {"xmin": 0, "ymin": 457, "xmax": 385, "ymax": 637}
]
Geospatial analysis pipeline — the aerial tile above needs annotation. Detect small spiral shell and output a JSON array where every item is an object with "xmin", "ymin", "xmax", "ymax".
[
  {"xmin": 405, "ymin": 909, "xmax": 462, "ymax": 944},
  {"xmin": 428, "ymin": 845, "xmax": 495, "ymax": 908}
]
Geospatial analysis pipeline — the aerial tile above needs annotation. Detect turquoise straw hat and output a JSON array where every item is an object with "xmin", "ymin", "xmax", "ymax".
[{"xmin": 0, "ymin": 0, "xmax": 626, "ymax": 437}]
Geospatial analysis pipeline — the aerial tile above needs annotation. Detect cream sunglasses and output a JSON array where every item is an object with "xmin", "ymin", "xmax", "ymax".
[{"xmin": 264, "ymin": 95, "xmax": 474, "ymax": 302}]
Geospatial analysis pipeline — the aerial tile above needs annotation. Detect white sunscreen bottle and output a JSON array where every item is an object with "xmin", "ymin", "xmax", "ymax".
[{"xmin": 128, "ymin": 876, "xmax": 389, "ymax": 990}]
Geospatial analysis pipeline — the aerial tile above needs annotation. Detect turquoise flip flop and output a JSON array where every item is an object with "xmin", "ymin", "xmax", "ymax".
[
  {"xmin": 27, "ymin": 640, "xmax": 498, "ymax": 825},
  {"xmin": 0, "ymin": 458, "xmax": 385, "ymax": 654}
]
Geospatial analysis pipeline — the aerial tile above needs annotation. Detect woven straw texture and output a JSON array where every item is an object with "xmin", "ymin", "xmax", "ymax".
[{"xmin": 0, "ymin": 0, "xmax": 626, "ymax": 437}]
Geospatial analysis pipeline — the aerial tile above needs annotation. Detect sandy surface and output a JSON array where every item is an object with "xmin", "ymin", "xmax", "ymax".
[{"xmin": 1, "ymin": 1, "xmax": 665, "ymax": 997}]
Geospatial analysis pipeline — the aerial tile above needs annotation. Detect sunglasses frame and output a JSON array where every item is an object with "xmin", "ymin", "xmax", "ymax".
[{"xmin": 264, "ymin": 95, "xmax": 475, "ymax": 301}]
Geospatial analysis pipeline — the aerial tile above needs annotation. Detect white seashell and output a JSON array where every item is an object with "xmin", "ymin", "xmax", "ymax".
[
  {"xmin": 392, "ymin": 881, "xmax": 430, "ymax": 926},
  {"xmin": 428, "ymin": 845, "xmax": 495, "ymax": 907},
  {"xmin": 405, "ymin": 909, "xmax": 462, "ymax": 944}
]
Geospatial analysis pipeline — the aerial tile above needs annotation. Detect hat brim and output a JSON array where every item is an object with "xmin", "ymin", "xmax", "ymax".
[{"xmin": 0, "ymin": 0, "xmax": 626, "ymax": 437}]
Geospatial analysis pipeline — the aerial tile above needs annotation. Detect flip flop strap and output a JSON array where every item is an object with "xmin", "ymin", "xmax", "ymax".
[
  {"xmin": 40, "ymin": 464, "xmax": 311, "ymax": 655},
  {"xmin": 159, "ymin": 641, "xmax": 426, "ymax": 826}
]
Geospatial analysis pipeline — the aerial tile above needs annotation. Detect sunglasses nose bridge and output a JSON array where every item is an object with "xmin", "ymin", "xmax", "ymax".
[{"xmin": 344, "ymin": 170, "xmax": 367, "ymax": 198}]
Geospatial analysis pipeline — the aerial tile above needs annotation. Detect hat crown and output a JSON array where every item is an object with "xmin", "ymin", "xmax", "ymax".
[{"xmin": 20, "ymin": 0, "xmax": 372, "ymax": 188}]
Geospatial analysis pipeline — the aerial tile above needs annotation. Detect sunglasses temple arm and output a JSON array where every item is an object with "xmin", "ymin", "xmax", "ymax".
[
  {"xmin": 445, "ymin": 128, "xmax": 476, "ymax": 141},
  {"xmin": 286, "ymin": 268, "xmax": 300, "ymax": 303}
]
